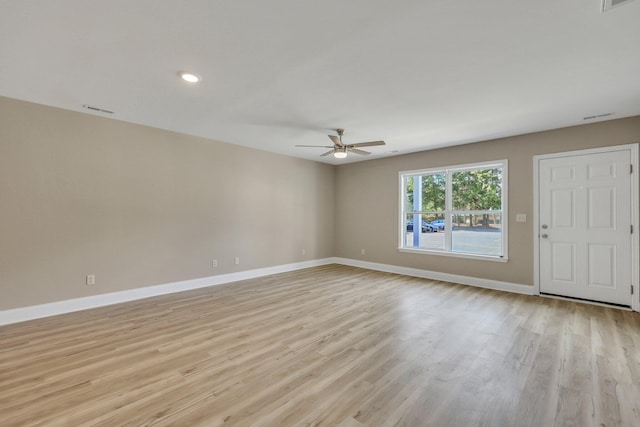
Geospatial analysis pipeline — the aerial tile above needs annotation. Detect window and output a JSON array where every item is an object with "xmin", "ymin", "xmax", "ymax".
[{"xmin": 399, "ymin": 160, "xmax": 507, "ymax": 260}]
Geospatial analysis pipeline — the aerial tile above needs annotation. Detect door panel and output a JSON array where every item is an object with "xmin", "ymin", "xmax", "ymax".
[
  {"xmin": 551, "ymin": 242, "xmax": 576, "ymax": 283},
  {"xmin": 588, "ymin": 244, "xmax": 615, "ymax": 288},
  {"xmin": 551, "ymin": 189, "xmax": 575, "ymax": 228},
  {"xmin": 539, "ymin": 150, "xmax": 631, "ymax": 306},
  {"xmin": 588, "ymin": 187, "xmax": 615, "ymax": 229}
]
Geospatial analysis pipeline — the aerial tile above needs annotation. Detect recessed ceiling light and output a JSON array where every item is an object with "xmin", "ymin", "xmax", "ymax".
[{"xmin": 178, "ymin": 71, "xmax": 201, "ymax": 83}]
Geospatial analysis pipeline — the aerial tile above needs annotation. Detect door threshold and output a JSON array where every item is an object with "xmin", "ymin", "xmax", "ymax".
[{"xmin": 540, "ymin": 292, "xmax": 631, "ymax": 310}]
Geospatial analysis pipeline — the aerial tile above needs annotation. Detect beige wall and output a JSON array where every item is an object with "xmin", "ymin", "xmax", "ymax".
[
  {"xmin": 335, "ymin": 116, "xmax": 640, "ymax": 286},
  {"xmin": 0, "ymin": 97, "xmax": 335, "ymax": 310},
  {"xmin": 2, "ymin": 95, "xmax": 639, "ymax": 311}
]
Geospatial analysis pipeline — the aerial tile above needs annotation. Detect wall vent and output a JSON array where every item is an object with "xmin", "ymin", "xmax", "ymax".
[
  {"xmin": 602, "ymin": 0, "xmax": 636, "ymax": 12},
  {"xmin": 583, "ymin": 112, "xmax": 613, "ymax": 120},
  {"xmin": 82, "ymin": 104, "xmax": 114, "ymax": 114}
]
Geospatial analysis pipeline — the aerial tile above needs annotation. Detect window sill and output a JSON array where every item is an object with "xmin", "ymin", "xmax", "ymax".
[{"xmin": 397, "ymin": 247, "xmax": 508, "ymax": 262}]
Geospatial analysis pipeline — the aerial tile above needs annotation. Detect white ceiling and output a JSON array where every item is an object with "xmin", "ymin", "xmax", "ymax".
[{"xmin": 1, "ymin": 0, "xmax": 639, "ymax": 164}]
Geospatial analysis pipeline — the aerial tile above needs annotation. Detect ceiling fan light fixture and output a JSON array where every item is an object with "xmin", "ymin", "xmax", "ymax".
[
  {"xmin": 334, "ymin": 149, "xmax": 347, "ymax": 159},
  {"xmin": 178, "ymin": 71, "xmax": 201, "ymax": 83}
]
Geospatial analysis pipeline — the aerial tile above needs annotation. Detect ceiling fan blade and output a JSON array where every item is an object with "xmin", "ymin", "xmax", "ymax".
[
  {"xmin": 349, "ymin": 140, "xmax": 385, "ymax": 148},
  {"xmin": 295, "ymin": 145, "xmax": 334, "ymax": 148},
  {"xmin": 349, "ymin": 148, "xmax": 371, "ymax": 155},
  {"xmin": 328, "ymin": 135, "xmax": 343, "ymax": 146},
  {"xmin": 320, "ymin": 149, "xmax": 335, "ymax": 157}
]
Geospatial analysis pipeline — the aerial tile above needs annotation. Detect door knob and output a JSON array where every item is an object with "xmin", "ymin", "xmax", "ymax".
[
  {"xmin": 541, "ymin": 224, "xmax": 548, "ymax": 229},
  {"xmin": 541, "ymin": 234, "xmax": 548, "ymax": 239}
]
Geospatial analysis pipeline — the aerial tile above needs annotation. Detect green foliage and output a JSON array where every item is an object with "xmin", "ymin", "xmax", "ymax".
[
  {"xmin": 452, "ymin": 168, "xmax": 502, "ymax": 210},
  {"xmin": 422, "ymin": 173, "xmax": 446, "ymax": 211},
  {"xmin": 405, "ymin": 173, "xmax": 445, "ymax": 211},
  {"xmin": 452, "ymin": 168, "xmax": 502, "ymax": 227},
  {"xmin": 406, "ymin": 168, "xmax": 502, "ymax": 226}
]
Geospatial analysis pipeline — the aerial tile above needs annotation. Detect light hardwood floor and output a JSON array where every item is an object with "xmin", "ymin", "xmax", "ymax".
[{"xmin": 1, "ymin": 264, "xmax": 639, "ymax": 426}]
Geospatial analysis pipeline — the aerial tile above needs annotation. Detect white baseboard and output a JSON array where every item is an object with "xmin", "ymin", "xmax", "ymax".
[
  {"xmin": 334, "ymin": 257, "xmax": 534, "ymax": 296},
  {"xmin": 0, "ymin": 258, "xmax": 336, "ymax": 326},
  {"xmin": 1, "ymin": 257, "xmax": 533, "ymax": 326}
]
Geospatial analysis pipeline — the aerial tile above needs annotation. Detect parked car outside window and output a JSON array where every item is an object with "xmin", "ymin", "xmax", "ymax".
[
  {"xmin": 406, "ymin": 219, "xmax": 435, "ymax": 233},
  {"xmin": 431, "ymin": 219, "xmax": 445, "ymax": 231}
]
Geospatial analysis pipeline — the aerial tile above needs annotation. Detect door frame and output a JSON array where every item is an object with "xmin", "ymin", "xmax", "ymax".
[{"xmin": 533, "ymin": 143, "xmax": 639, "ymax": 312}]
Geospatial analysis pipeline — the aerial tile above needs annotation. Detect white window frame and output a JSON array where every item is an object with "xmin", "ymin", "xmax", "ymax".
[{"xmin": 398, "ymin": 159, "xmax": 508, "ymax": 261}]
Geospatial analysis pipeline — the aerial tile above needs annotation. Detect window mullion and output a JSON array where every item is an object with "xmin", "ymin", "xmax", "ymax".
[
  {"xmin": 445, "ymin": 170, "xmax": 452, "ymax": 251},
  {"xmin": 412, "ymin": 176, "xmax": 422, "ymax": 248}
]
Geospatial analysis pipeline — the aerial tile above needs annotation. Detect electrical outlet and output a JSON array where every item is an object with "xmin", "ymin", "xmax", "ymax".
[
  {"xmin": 361, "ymin": 249, "xmax": 366, "ymax": 255},
  {"xmin": 86, "ymin": 275, "xmax": 95, "ymax": 286},
  {"xmin": 301, "ymin": 248, "xmax": 306, "ymax": 256},
  {"xmin": 234, "ymin": 257, "xmax": 240, "ymax": 265},
  {"xmin": 212, "ymin": 259, "xmax": 218, "ymax": 268}
]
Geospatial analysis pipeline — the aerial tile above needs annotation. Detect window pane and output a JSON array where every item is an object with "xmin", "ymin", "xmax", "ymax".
[
  {"xmin": 452, "ymin": 168, "xmax": 502, "ymax": 210},
  {"xmin": 404, "ymin": 213, "xmax": 416, "ymax": 248},
  {"xmin": 404, "ymin": 176, "xmax": 414, "ymax": 210},
  {"xmin": 404, "ymin": 214, "xmax": 444, "ymax": 250},
  {"xmin": 405, "ymin": 175, "xmax": 445, "ymax": 212},
  {"xmin": 451, "ymin": 214, "xmax": 502, "ymax": 256},
  {"xmin": 421, "ymin": 173, "xmax": 446, "ymax": 211}
]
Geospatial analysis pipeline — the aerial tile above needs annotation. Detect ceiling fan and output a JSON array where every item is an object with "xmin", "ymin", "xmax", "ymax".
[{"xmin": 296, "ymin": 129, "xmax": 385, "ymax": 159}]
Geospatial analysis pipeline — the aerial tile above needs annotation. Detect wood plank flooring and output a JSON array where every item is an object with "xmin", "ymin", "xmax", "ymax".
[{"xmin": 1, "ymin": 264, "xmax": 639, "ymax": 426}]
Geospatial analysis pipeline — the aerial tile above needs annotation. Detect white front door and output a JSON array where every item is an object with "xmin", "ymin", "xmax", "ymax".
[{"xmin": 538, "ymin": 148, "xmax": 632, "ymax": 306}]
